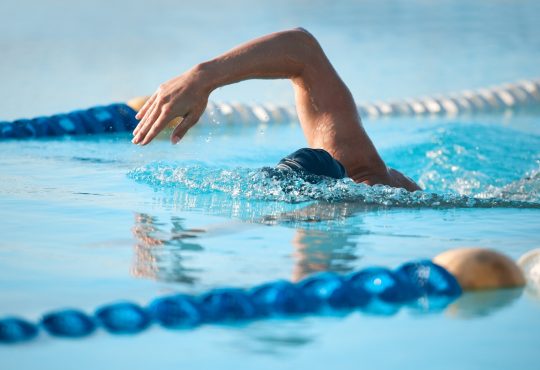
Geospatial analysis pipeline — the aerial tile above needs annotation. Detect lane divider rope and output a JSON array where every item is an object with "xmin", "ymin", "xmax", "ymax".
[
  {"xmin": 1, "ymin": 79, "xmax": 539, "ymax": 140},
  {"xmin": 0, "ymin": 260, "xmax": 461, "ymax": 344},
  {"xmin": 201, "ymin": 78, "xmax": 540, "ymax": 124},
  {"xmin": 0, "ymin": 103, "xmax": 138, "ymax": 140}
]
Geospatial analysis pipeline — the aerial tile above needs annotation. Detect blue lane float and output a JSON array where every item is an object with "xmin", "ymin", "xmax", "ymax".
[
  {"xmin": 41, "ymin": 309, "xmax": 96, "ymax": 338},
  {"xmin": 0, "ymin": 260, "xmax": 462, "ymax": 344},
  {"xmin": 0, "ymin": 318, "xmax": 39, "ymax": 344},
  {"xmin": 96, "ymin": 302, "xmax": 152, "ymax": 334},
  {"xmin": 0, "ymin": 103, "xmax": 138, "ymax": 140}
]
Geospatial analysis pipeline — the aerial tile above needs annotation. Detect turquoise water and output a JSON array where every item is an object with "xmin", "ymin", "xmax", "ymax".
[
  {"xmin": 2, "ymin": 0, "xmax": 540, "ymax": 369},
  {"xmin": 1, "ymin": 117, "xmax": 540, "ymax": 369}
]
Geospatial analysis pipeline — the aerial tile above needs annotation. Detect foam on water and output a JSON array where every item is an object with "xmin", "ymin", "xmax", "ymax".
[
  {"xmin": 383, "ymin": 123, "xmax": 540, "ymax": 195},
  {"xmin": 481, "ymin": 167, "xmax": 540, "ymax": 203},
  {"xmin": 127, "ymin": 164, "xmax": 539, "ymax": 209},
  {"xmin": 128, "ymin": 123, "xmax": 540, "ymax": 210}
]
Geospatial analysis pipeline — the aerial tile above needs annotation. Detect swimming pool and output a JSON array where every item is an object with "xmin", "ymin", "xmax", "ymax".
[
  {"xmin": 2, "ymin": 114, "xmax": 540, "ymax": 368},
  {"xmin": 2, "ymin": 0, "xmax": 540, "ymax": 369}
]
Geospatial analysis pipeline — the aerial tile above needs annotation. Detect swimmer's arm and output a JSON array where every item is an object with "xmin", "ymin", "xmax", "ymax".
[
  {"xmin": 132, "ymin": 28, "xmax": 371, "ymax": 156},
  {"xmin": 131, "ymin": 28, "xmax": 423, "ymax": 191}
]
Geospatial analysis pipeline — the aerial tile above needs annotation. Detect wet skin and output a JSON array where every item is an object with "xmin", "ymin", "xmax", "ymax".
[{"xmin": 132, "ymin": 28, "xmax": 421, "ymax": 191}]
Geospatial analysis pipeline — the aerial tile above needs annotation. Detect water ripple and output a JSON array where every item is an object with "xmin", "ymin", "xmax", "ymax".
[{"xmin": 127, "ymin": 162, "xmax": 539, "ymax": 209}]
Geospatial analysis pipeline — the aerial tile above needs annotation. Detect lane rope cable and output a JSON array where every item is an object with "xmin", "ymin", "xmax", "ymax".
[
  {"xmin": 0, "ymin": 259, "xmax": 461, "ymax": 344},
  {"xmin": 1, "ymin": 79, "xmax": 539, "ymax": 140}
]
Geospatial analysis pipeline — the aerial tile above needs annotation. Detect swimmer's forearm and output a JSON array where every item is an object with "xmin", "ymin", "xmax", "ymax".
[
  {"xmin": 132, "ymin": 28, "xmax": 325, "ymax": 146},
  {"xmin": 195, "ymin": 28, "xmax": 326, "ymax": 92},
  {"xmin": 133, "ymin": 28, "xmax": 357, "ymax": 158}
]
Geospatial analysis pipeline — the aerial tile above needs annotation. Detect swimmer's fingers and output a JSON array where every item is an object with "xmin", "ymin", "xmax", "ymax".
[
  {"xmin": 133, "ymin": 98, "xmax": 158, "ymax": 139},
  {"xmin": 139, "ymin": 110, "xmax": 173, "ymax": 146},
  {"xmin": 171, "ymin": 113, "xmax": 198, "ymax": 144},
  {"xmin": 132, "ymin": 102, "xmax": 161, "ymax": 144},
  {"xmin": 135, "ymin": 93, "xmax": 157, "ymax": 121},
  {"xmin": 133, "ymin": 94, "xmax": 157, "ymax": 136}
]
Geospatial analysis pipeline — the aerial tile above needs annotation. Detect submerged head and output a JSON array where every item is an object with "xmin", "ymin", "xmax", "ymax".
[
  {"xmin": 276, "ymin": 148, "xmax": 348, "ymax": 180},
  {"xmin": 433, "ymin": 248, "xmax": 525, "ymax": 291}
]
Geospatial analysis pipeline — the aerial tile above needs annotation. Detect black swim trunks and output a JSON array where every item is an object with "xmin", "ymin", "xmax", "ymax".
[{"xmin": 276, "ymin": 148, "xmax": 347, "ymax": 179}]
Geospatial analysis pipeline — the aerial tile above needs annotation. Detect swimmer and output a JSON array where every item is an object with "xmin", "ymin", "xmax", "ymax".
[{"xmin": 131, "ymin": 28, "xmax": 421, "ymax": 191}]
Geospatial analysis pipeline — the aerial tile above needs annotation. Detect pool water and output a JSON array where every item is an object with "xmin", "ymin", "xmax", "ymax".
[
  {"xmin": 1, "ymin": 116, "xmax": 540, "ymax": 369},
  {"xmin": 2, "ymin": 0, "xmax": 540, "ymax": 369}
]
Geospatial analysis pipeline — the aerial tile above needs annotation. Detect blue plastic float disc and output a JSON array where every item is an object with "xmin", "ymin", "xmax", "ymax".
[
  {"xmin": 148, "ymin": 294, "xmax": 203, "ymax": 329},
  {"xmin": 200, "ymin": 288, "xmax": 256, "ymax": 322},
  {"xmin": 95, "ymin": 302, "xmax": 151, "ymax": 334},
  {"xmin": 11, "ymin": 119, "xmax": 37, "ymax": 138},
  {"xmin": 347, "ymin": 267, "xmax": 417, "ymax": 303},
  {"xmin": 114, "ymin": 104, "xmax": 139, "ymax": 130},
  {"xmin": 0, "ymin": 317, "xmax": 39, "ymax": 343},
  {"xmin": 250, "ymin": 280, "xmax": 311, "ymax": 316},
  {"xmin": 44, "ymin": 115, "xmax": 69, "ymax": 136},
  {"xmin": 395, "ymin": 260, "xmax": 462, "ymax": 297},
  {"xmin": 0, "ymin": 122, "xmax": 14, "ymax": 138},
  {"xmin": 299, "ymin": 272, "xmax": 362, "ymax": 309},
  {"xmin": 64, "ymin": 112, "xmax": 87, "ymax": 135},
  {"xmin": 41, "ymin": 309, "xmax": 96, "ymax": 338},
  {"xmin": 32, "ymin": 117, "xmax": 52, "ymax": 137}
]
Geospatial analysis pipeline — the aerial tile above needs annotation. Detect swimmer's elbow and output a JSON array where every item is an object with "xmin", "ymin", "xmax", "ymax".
[
  {"xmin": 284, "ymin": 27, "xmax": 326, "ymax": 75},
  {"xmin": 292, "ymin": 27, "xmax": 314, "ymax": 39},
  {"xmin": 289, "ymin": 27, "xmax": 320, "ymax": 49}
]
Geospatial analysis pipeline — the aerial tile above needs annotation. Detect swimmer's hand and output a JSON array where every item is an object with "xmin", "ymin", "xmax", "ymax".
[
  {"xmin": 132, "ymin": 66, "xmax": 210, "ymax": 145},
  {"xmin": 131, "ymin": 28, "xmax": 314, "ymax": 146}
]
